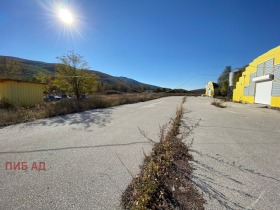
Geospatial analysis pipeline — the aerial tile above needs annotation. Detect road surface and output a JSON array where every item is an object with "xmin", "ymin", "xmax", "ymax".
[
  {"xmin": 183, "ymin": 97, "xmax": 280, "ymax": 210},
  {"xmin": 0, "ymin": 96, "xmax": 183, "ymax": 210}
]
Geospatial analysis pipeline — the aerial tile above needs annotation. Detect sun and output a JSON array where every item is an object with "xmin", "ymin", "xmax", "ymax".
[
  {"xmin": 37, "ymin": 0, "xmax": 84, "ymax": 39},
  {"xmin": 58, "ymin": 8, "xmax": 74, "ymax": 25}
]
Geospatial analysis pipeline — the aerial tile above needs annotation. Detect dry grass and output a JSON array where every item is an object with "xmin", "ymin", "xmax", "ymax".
[
  {"xmin": 0, "ymin": 106, "xmax": 46, "ymax": 127},
  {"xmin": 211, "ymin": 99, "xmax": 226, "ymax": 108},
  {"xmin": 121, "ymin": 96, "xmax": 205, "ymax": 210},
  {"xmin": 0, "ymin": 93, "xmax": 193, "ymax": 128}
]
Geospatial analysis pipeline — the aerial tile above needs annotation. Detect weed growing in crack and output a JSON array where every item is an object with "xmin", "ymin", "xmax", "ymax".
[{"xmin": 121, "ymin": 96, "xmax": 205, "ymax": 210}]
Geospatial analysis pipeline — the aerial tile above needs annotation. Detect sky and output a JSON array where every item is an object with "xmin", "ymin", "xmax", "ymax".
[{"xmin": 1, "ymin": 0, "xmax": 280, "ymax": 90}]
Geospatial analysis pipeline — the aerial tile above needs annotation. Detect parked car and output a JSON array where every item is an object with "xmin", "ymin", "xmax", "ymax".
[
  {"xmin": 45, "ymin": 95, "xmax": 62, "ymax": 102},
  {"xmin": 61, "ymin": 94, "xmax": 68, "ymax": 99}
]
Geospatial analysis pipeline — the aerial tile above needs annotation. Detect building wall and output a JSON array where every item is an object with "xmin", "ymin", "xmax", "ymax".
[
  {"xmin": 0, "ymin": 80, "xmax": 44, "ymax": 106},
  {"xmin": 205, "ymin": 81, "xmax": 215, "ymax": 97},
  {"xmin": 233, "ymin": 46, "xmax": 280, "ymax": 108},
  {"xmin": 271, "ymin": 97, "xmax": 280, "ymax": 107}
]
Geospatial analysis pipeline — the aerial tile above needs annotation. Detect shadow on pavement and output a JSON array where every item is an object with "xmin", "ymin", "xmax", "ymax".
[
  {"xmin": 0, "ymin": 141, "xmax": 150, "ymax": 155},
  {"xmin": 190, "ymin": 149, "xmax": 280, "ymax": 210},
  {"xmin": 18, "ymin": 108, "xmax": 113, "ymax": 130}
]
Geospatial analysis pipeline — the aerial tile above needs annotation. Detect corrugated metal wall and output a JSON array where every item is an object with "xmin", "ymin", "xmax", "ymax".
[
  {"xmin": 265, "ymin": 58, "xmax": 274, "ymax": 74},
  {"xmin": 272, "ymin": 81, "xmax": 280, "ymax": 96},
  {"xmin": 0, "ymin": 81, "xmax": 44, "ymax": 106},
  {"xmin": 233, "ymin": 46, "xmax": 280, "ymax": 107},
  {"xmin": 249, "ymin": 83, "xmax": 255, "ymax": 96},
  {"xmin": 274, "ymin": 64, "xmax": 280, "ymax": 80},
  {"xmin": 0, "ymin": 83, "xmax": 3, "ymax": 100},
  {"xmin": 250, "ymin": 72, "xmax": 256, "ymax": 83},
  {"xmin": 257, "ymin": 63, "xmax": 264, "ymax": 76},
  {"xmin": 256, "ymin": 59, "xmax": 275, "ymax": 76}
]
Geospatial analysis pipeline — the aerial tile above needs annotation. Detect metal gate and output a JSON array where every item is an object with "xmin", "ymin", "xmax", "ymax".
[{"xmin": 254, "ymin": 81, "xmax": 272, "ymax": 105}]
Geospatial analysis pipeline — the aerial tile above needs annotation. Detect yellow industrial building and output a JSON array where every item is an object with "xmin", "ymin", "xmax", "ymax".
[
  {"xmin": 0, "ymin": 79, "xmax": 44, "ymax": 106},
  {"xmin": 205, "ymin": 81, "xmax": 219, "ymax": 97},
  {"xmin": 233, "ymin": 46, "xmax": 280, "ymax": 108}
]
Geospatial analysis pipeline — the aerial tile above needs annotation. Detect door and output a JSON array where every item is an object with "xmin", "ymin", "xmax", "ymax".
[
  {"xmin": 254, "ymin": 81, "xmax": 272, "ymax": 105},
  {"xmin": 208, "ymin": 89, "xmax": 211, "ymax": 96}
]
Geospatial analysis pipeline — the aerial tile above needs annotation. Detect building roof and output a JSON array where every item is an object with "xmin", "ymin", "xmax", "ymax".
[
  {"xmin": 0, "ymin": 79, "xmax": 44, "ymax": 85},
  {"xmin": 233, "ymin": 68, "xmax": 243, "ymax": 73}
]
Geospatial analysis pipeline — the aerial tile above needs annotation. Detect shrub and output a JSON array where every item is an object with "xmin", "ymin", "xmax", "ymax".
[
  {"xmin": 46, "ymin": 99, "xmax": 79, "ymax": 117},
  {"xmin": 211, "ymin": 99, "xmax": 226, "ymax": 108},
  {"xmin": 0, "ymin": 97, "xmax": 14, "ymax": 109},
  {"xmin": 104, "ymin": 90, "xmax": 123, "ymax": 95},
  {"xmin": 0, "ymin": 93, "xmax": 192, "ymax": 128}
]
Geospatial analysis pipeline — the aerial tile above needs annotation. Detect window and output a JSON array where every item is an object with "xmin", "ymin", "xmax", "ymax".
[{"xmin": 243, "ymin": 85, "xmax": 249, "ymax": 96}]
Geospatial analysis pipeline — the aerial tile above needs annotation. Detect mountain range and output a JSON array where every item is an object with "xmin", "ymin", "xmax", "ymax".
[{"xmin": 0, "ymin": 56, "xmax": 160, "ymax": 90}]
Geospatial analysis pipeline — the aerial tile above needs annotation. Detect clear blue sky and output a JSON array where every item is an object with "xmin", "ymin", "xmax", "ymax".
[{"xmin": 1, "ymin": 0, "xmax": 280, "ymax": 90}]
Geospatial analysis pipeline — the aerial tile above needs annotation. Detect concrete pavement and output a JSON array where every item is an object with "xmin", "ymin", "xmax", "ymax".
[
  {"xmin": 2, "ymin": 96, "xmax": 279, "ymax": 210},
  {"xmin": 0, "ymin": 96, "xmax": 183, "ymax": 210},
  {"xmin": 183, "ymin": 97, "xmax": 280, "ymax": 210}
]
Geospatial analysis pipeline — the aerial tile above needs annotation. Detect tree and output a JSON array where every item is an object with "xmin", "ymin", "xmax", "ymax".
[
  {"xmin": 0, "ymin": 57, "xmax": 23, "ymax": 80},
  {"xmin": 217, "ymin": 66, "xmax": 231, "ymax": 96},
  {"xmin": 155, "ymin": 87, "xmax": 163, "ymax": 92},
  {"xmin": 54, "ymin": 52, "xmax": 98, "ymax": 100},
  {"xmin": 140, "ymin": 85, "xmax": 148, "ymax": 92},
  {"xmin": 96, "ymin": 81, "xmax": 104, "ymax": 92},
  {"xmin": 33, "ymin": 71, "xmax": 56, "ymax": 95},
  {"xmin": 111, "ymin": 83, "xmax": 129, "ymax": 92}
]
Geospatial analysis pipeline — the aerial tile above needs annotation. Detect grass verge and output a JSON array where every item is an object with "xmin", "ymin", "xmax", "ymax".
[
  {"xmin": 121, "ymin": 96, "xmax": 205, "ymax": 210},
  {"xmin": 0, "ymin": 93, "xmax": 195, "ymax": 128}
]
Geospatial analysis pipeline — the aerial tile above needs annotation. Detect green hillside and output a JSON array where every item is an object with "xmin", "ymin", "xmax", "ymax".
[{"xmin": 0, "ymin": 56, "xmax": 160, "ymax": 91}]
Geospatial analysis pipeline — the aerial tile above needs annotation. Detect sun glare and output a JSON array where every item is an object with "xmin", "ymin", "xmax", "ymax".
[
  {"xmin": 58, "ymin": 8, "xmax": 74, "ymax": 25},
  {"xmin": 38, "ymin": 0, "xmax": 84, "ymax": 40}
]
